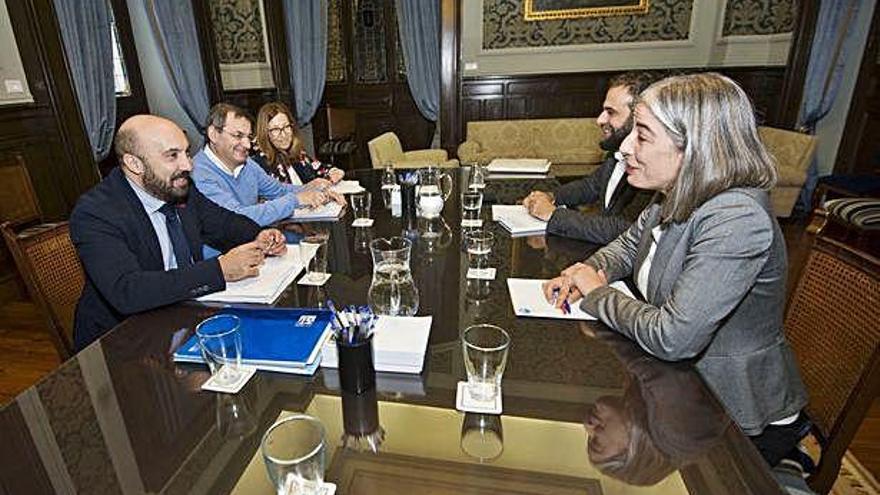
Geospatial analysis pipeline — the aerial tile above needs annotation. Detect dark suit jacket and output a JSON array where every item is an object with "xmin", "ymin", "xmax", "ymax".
[
  {"xmin": 70, "ymin": 168, "xmax": 262, "ymax": 350},
  {"xmin": 547, "ymin": 155, "xmax": 653, "ymax": 244}
]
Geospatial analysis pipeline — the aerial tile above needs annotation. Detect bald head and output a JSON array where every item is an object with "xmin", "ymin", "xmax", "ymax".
[{"xmin": 114, "ymin": 114, "xmax": 193, "ymax": 203}]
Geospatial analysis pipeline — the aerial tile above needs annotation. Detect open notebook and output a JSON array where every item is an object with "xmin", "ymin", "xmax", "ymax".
[
  {"xmin": 197, "ymin": 243, "xmax": 316, "ymax": 304},
  {"xmin": 291, "ymin": 202, "xmax": 344, "ymax": 222}
]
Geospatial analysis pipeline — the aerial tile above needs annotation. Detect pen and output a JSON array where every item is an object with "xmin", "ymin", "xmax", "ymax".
[{"xmin": 552, "ymin": 288, "xmax": 571, "ymax": 315}]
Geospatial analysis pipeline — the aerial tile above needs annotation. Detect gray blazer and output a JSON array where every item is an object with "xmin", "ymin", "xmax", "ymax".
[
  {"xmin": 548, "ymin": 156, "xmax": 653, "ymax": 245},
  {"xmin": 581, "ymin": 188, "xmax": 807, "ymax": 436}
]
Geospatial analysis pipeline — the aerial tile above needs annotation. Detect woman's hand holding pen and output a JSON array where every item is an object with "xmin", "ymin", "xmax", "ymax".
[
  {"xmin": 256, "ymin": 229, "xmax": 286, "ymax": 256},
  {"xmin": 542, "ymin": 264, "xmax": 608, "ymax": 309}
]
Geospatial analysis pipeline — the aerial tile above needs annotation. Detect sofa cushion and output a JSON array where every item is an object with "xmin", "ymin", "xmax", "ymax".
[
  {"xmin": 758, "ymin": 127, "xmax": 817, "ymax": 187},
  {"xmin": 461, "ymin": 118, "xmax": 604, "ymax": 165}
]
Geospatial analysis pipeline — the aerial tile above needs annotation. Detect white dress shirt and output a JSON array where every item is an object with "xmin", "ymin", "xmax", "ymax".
[{"xmin": 125, "ymin": 177, "xmax": 178, "ymax": 270}]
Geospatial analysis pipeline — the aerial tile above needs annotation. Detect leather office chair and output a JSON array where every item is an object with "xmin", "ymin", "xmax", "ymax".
[
  {"xmin": 367, "ymin": 132, "xmax": 458, "ymax": 169},
  {"xmin": 784, "ymin": 199, "xmax": 880, "ymax": 494},
  {"xmin": 1, "ymin": 221, "xmax": 84, "ymax": 360}
]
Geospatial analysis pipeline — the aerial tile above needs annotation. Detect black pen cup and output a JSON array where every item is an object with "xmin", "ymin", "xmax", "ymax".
[
  {"xmin": 341, "ymin": 387, "xmax": 380, "ymax": 436},
  {"xmin": 336, "ymin": 335, "xmax": 376, "ymax": 394},
  {"xmin": 401, "ymin": 183, "xmax": 417, "ymax": 230}
]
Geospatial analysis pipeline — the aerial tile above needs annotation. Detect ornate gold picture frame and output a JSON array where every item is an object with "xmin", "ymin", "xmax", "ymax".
[{"xmin": 524, "ymin": 0, "xmax": 650, "ymax": 21}]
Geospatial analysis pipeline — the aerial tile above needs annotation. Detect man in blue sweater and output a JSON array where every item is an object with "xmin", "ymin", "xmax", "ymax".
[{"xmin": 192, "ymin": 103, "xmax": 342, "ymax": 228}]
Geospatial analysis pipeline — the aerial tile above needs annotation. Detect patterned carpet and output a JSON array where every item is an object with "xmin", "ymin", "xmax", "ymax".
[{"xmin": 833, "ymin": 453, "xmax": 879, "ymax": 495}]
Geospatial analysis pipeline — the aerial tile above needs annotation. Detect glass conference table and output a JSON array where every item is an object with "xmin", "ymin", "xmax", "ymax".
[{"xmin": 0, "ymin": 168, "xmax": 786, "ymax": 494}]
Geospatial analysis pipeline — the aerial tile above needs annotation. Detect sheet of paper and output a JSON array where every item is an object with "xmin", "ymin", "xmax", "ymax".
[
  {"xmin": 331, "ymin": 180, "xmax": 364, "ymax": 194},
  {"xmin": 291, "ymin": 202, "xmax": 344, "ymax": 222},
  {"xmin": 491, "ymin": 205, "xmax": 547, "ymax": 236},
  {"xmin": 507, "ymin": 278, "xmax": 635, "ymax": 321},
  {"xmin": 197, "ymin": 244, "xmax": 306, "ymax": 304}
]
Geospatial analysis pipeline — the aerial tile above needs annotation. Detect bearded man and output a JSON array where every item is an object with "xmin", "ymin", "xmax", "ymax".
[
  {"xmin": 70, "ymin": 114, "xmax": 287, "ymax": 350},
  {"xmin": 522, "ymin": 72, "xmax": 657, "ymax": 244}
]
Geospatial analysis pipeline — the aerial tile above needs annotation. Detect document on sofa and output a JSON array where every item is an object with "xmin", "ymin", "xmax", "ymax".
[{"xmin": 487, "ymin": 158, "xmax": 551, "ymax": 174}]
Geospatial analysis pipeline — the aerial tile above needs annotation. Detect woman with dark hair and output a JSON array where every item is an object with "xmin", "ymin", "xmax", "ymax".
[
  {"xmin": 253, "ymin": 102, "xmax": 344, "ymax": 186},
  {"xmin": 543, "ymin": 73, "xmax": 810, "ymax": 470}
]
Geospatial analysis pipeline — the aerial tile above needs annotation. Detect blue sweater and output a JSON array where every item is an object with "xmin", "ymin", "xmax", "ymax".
[{"xmin": 192, "ymin": 147, "xmax": 304, "ymax": 226}]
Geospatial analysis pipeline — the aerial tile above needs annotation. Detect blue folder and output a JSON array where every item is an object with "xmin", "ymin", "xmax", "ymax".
[{"xmin": 173, "ymin": 307, "xmax": 333, "ymax": 371}]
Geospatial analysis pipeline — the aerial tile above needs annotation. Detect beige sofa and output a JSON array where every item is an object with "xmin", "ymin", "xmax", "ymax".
[{"xmin": 457, "ymin": 118, "xmax": 606, "ymax": 172}]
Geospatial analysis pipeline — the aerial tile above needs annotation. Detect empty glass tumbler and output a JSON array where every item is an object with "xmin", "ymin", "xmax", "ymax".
[
  {"xmin": 462, "ymin": 324, "xmax": 510, "ymax": 402},
  {"xmin": 261, "ymin": 415, "xmax": 327, "ymax": 495},
  {"xmin": 195, "ymin": 314, "xmax": 243, "ymax": 387}
]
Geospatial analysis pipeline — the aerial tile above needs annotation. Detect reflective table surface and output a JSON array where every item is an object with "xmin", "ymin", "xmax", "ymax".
[{"xmin": 0, "ymin": 169, "xmax": 785, "ymax": 494}]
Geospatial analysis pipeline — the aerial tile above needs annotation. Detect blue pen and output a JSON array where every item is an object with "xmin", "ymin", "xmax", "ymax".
[{"xmin": 551, "ymin": 288, "xmax": 571, "ymax": 315}]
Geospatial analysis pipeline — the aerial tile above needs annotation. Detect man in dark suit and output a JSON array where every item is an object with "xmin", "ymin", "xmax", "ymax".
[
  {"xmin": 70, "ymin": 115, "xmax": 287, "ymax": 350},
  {"xmin": 522, "ymin": 72, "xmax": 657, "ymax": 245}
]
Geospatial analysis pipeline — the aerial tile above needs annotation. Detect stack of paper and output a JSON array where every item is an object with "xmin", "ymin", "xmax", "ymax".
[
  {"xmin": 197, "ymin": 244, "xmax": 310, "ymax": 304},
  {"xmin": 507, "ymin": 278, "xmax": 635, "ymax": 320},
  {"xmin": 291, "ymin": 202, "xmax": 344, "ymax": 222},
  {"xmin": 487, "ymin": 158, "xmax": 551, "ymax": 174},
  {"xmin": 331, "ymin": 180, "xmax": 365, "ymax": 194},
  {"xmin": 492, "ymin": 204, "xmax": 547, "ymax": 237},
  {"xmin": 173, "ymin": 307, "xmax": 333, "ymax": 375},
  {"xmin": 321, "ymin": 315, "xmax": 432, "ymax": 374}
]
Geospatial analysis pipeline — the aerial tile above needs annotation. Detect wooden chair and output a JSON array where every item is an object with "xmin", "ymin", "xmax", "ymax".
[
  {"xmin": 0, "ymin": 154, "xmax": 42, "ymax": 225},
  {"xmin": 0, "ymin": 221, "xmax": 85, "ymax": 360},
  {"xmin": 784, "ymin": 203, "xmax": 880, "ymax": 494}
]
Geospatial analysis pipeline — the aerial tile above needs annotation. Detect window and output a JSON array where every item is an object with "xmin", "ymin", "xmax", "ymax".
[{"xmin": 110, "ymin": 15, "xmax": 130, "ymax": 96}]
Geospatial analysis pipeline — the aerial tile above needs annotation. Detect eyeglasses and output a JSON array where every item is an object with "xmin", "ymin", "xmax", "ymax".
[
  {"xmin": 221, "ymin": 127, "xmax": 254, "ymax": 143},
  {"xmin": 267, "ymin": 124, "xmax": 294, "ymax": 138}
]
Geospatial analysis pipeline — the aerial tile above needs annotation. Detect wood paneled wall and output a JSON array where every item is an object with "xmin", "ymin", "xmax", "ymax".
[
  {"xmin": 459, "ymin": 67, "xmax": 788, "ymax": 144},
  {"xmin": 0, "ymin": 0, "xmax": 103, "ymax": 302}
]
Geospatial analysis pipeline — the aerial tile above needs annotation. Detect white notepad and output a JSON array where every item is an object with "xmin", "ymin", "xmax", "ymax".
[
  {"xmin": 487, "ymin": 158, "xmax": 551, "ymax": 174},
  {"xmin": 331, "ymin": 180, "xmax": 365, "ymax": 194},
  {"xmin": 507, "ymin": 278, "xmax": 635, "ymax": 320},
  {"xmin": 197, "ymin": 244, "xmax": 314, "ymax": 304},
  {"xmin": 320, "ymin": 315, "xmax": 432, "ymax": 374},
  {"xmin": 492, "ymin": 204, "xmax": 547, "ymax": 237},
  {"xmin": 291, "ymin": 202, "xmax": 344, "ymax": 222}
]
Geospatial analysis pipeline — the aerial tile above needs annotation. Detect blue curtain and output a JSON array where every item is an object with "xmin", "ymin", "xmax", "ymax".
[
  {"xmin": 53, "ymin": 0, "xmax": 116, "ymax": 161},
  {"xmin": 396, "ymin": 0, "xmax": 440, "ymax": 122},
  {"xmin": 795, "ymin": 0, "xmax": 862, "ymax": 212},
  {"xmin": 283, "ymin": 0, "xmax": 328, "ymax": 126},
  {"xmin": 146, "ymin": 0, "xmax": 211, "ymax": 132}
]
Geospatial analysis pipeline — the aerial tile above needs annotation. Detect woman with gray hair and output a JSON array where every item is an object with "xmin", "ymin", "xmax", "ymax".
[{"xmin": 543, "ymin": 72, "xmax": 810, "ymax": 470}]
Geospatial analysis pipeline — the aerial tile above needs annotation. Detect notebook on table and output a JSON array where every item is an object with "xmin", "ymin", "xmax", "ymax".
[
  {"xmin": 173, "ymin": 307, "xmax": 333, "ymax": 375},
  {"xmin": 197, "ymin": 245, "xmax": 305, "ymax": 304},
  {"xmin": 491, "ymin": 204, "xmax": 547, "ymax": 237},
  {"xmin": 487, "ymin": 158, "xmax": 551, "ymax": 174},
  {"xmin": 507, "ymin": 279, "xmax": 635, "ymax": 320},
  {"xmin": 291, "ymin": 202, "xmax": 344, "ymax": 222}
]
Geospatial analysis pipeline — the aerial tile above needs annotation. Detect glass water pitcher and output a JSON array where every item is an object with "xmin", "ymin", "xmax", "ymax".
[
  {"xmin": 367, "ymin": 237, "xmax": 419, "ymax": 316},
  {"xmin": 417, "ymin": 166, "xmax": 453, "ymax": 219}
]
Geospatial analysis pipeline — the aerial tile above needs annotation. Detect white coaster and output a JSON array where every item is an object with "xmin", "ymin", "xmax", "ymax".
[
  {"xmin": 318, "ymin": 482, "xmax": 337, "ymax": 495},
  {"xmin": 352, "ymin": 218, "xmax": 374, "ymax": 227},
  {"xmin": 298, "ymin": 273, "xmax": 331, "ymax": 286},
  {"xmin": 461, "ymin": 219, "xmax": 483, "ymax": 227},
  {"xmin": 467, "ymin": 267, "xmax": 496, "ymax": 280},
  {"xmin": 201, "ymin": 365, "xmax": 257, "ymax": 394},
  {"xmin": 469, "ymin": 183, "xmax": 486, "ymax": 189},
  {"xmin": 456, "ymin": 381, "xmax": 502, "ymax": 414}
]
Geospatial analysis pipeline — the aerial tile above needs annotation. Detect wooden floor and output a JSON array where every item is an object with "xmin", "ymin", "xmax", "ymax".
[{"xmin": 0, "ymin": 219, "xmax": 877, "ymax": 482}]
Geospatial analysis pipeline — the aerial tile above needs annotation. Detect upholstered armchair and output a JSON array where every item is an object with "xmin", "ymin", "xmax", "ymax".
[
  {"xmin": 758, "ymin": 126, "xmax": 818, "ymax": 217},
  {"xmin": 367, "ymin": 132, "xmax": 458, "ymax": 169}
]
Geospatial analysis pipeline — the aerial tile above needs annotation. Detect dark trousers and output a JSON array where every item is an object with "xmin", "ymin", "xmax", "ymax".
[{"xmin": 749, "ymin": 413, "xmax": 812, "ymax": 467}]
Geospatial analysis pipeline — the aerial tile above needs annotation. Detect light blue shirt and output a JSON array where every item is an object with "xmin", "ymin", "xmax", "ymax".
[
  {"xmin": 125, "ymin": 176, "xmax": 178, "ymax": 270},
  {"xmin": 191, "ymin": 146, "xmax": 304, "ymax": 226}
]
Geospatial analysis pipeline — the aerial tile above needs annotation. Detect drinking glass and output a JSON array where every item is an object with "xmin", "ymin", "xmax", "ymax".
[
  {"xmin": 301, "ymin": 233, "xmax": 328, "ymax": 282},
  {"xmin": 262, "ymin": 415, "xmax": 327, "ymax": 495},
  {"xmin": 467, "ymin": 164, "xmax": 486, "ymax": 190},
  {"xmin": 460, "ymin": 413, "xmax": 504, "ymax": 462},
  {"xmin": 381, "ymin": 164, "xmax": 396, "ymax": 209},
  {"xmin": 461, "ymin": 190, "xmax": 483, "ymax": 224},
  {"xmin": 465, "ymin": 230, "xmax": 494, "ymax": 270},
  {"xmin": 462, "ymin": 324, "xmax": 510, "ymax": 402},
  {"xmin": 350, "ymin": 191, "xmax": 372, "ymax": 222},
  {"xmin": 195, "ymin": 314, "xmax": 243, "ymax": 387}
]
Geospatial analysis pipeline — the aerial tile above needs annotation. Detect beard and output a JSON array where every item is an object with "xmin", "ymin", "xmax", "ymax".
[
  {"xmin": 599, "ymin": 116, "xmax": 634, "ymax": 152},
  {"xmin": 143, "ymin": 164, "xmax": 190, "ymax": 203}
]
